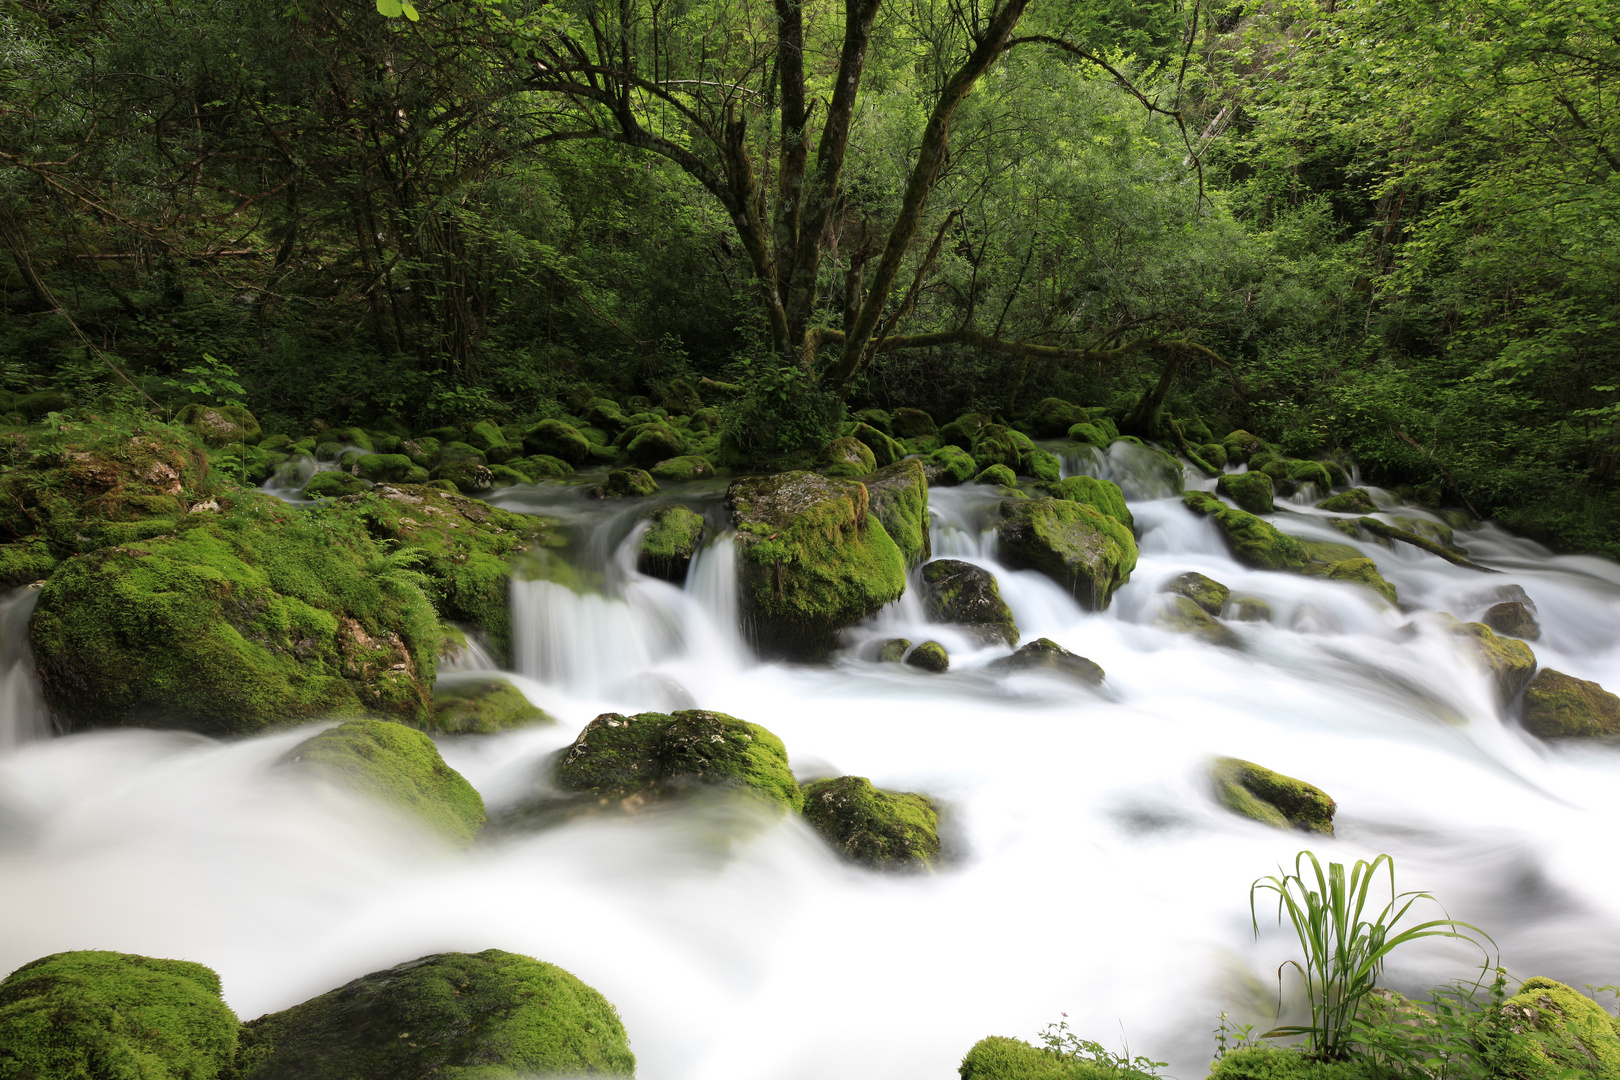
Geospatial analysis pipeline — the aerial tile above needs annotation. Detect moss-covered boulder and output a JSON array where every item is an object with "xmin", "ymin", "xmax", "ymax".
[
  {"xmin": 1222, "ymin": 429, "xmax": 1265, "ymax": 465},
  {"xmin": 0, "ymin": 950, "xmax": 239, "ymax": 1080},
  {"xmin": 985, "ymin": 637, "xmax": 1105, "ymax": 684},
  {"xmin": 876, "ymin": 637, "xmax": 910, "ymax": 662},
  {"xmin": 431, "ymin": 459, "xmax": 493, "ymax": 496},
  {"xmin": 1212, "ymin": 757, "xmax": 1336, "ymax": 834},
  {"xmin": 637, "ymin": 505, "xmax": 705, "ymax": 584},
  {"xmin": 864, "ymin": 458, "xmax": 930, "ymax": 566},
  {"xmin": 1067, "ymin": 421, "xmax": 1110, "ymax": 449},
  {"xmin": 0, "ymin": 539, "xmax": 57, "ymax": 586},
  {"xmin": 521, "ymin": 419, "xmax": 592, "ymax": 465},
  {"xmin": 1317, "ymin": 488, "xmax": 1378, "ymax": 514},
  {"xmin": 1484, "ymin": 600, "xmax": 1540, "ymax": 639},
  {"xmin": 928, "ymin": 444, "xmax": 976, "ymax": 485},
  {"xmin": 648, "ymin": 454, "xmax": 714, "ymax": 482},
  {"xmin": 959, "ymin": 1035, "xmax": 1136, "ymax": 1080},
  {"xmin": 1495, "ymin": 977, "xmax": 1620, "ymax": 1080},
  {"xmin": 400, "ymin": 436, "xmax": 440, "ymax": 469},
  {"xmin": 1049, "ymin": 475, "xmax": 1133, "ymax": 530},
  {"xmin": 939, "ymin": 412, "xmax": 990, "ymax": 449},
  {"xmin": 997, "ymin": 498, "xmax": 1138, "ymax": 609},
  {"xmin": 1026, "ymin": 397, "xmax": 1088, "ymax": 438},
  {"xmin": 431, "ymin": 678, "xmax": 552, "ymax": 734},
  {"xmin": 801, "ymin": 775, "xmax": 940, "ymax": 869},
  {"xmin": 1319, "ymin": 557, "xmax": 1398, "ymax": 604},
  {"xmin": 235, "ymin": 949, "xmax": 634, "ymax": 1080},
  {"xmin": 904, "ymin": 640, "xmax": 949, "ymax": 672},
  {"xmin": 555, "ymin": 709, "xmax": 803, "ymax": 810},
  {"xmin": 353, "ymin": 453, "xmax": 419, "ymax": 483},
  {"xmin": 1217, "ymin": 470, "xmax": 1275, "ymax": 514},
  {"xmin": 583, "ymin": 397, "xmax": 628, "ymax": 434},
  {"xmin": 823, "ymin": 435, "xmax": 877, "ymax": 477},
  {"xmin": 1521, "ymin": 669, "xmax": 1620, "ymax": 738},
  {"xmin": 922, "ymin": 559, "xmax": 1018, "ymax": 646},
  {"xmin": 1183, "ymin": 492, "xmax": 1310, "ymax": 571},
  {"xmin": 282, "ymin": 718, "xmax": 486, "ymax": 844},
  {"xmin": 853, "ymin": 422, "xmax": 906, "ymax": 468},
  {"xmin": 1262, "ymin": 457, "xmax": 1333, "ymax": 494},
  {"xmin": 509, "ymin": 454, "xmax": 572, "ymax": 482},
  {"xmin": 302, "ymin": 471, "xmax": 369, "ymax": 500},
  {"xmin": 1166, "ymin": 571, "xmax": 1228, "ymax": 616},
  {"xmin": 1230, "ymin": 596, "xmax": 1273, "ymax": 622},
  {"xmin": 1199, "ymin": 442, "xmax": 1229, "ymax": 469},
  {"xmin": 1022, "ymin": 448, "xmax": 1062, "ymax": 483},
  {"xmin": 176, "ymin": 403, "xmax": 260, "ymax": 447},
  {"xmin": 728, "ymin": 472, "xmax": 907, "ymax": 660},
  {"xmin": 1208, "ymin": 1047, "xmax": 1363, "ymax": 1080},
  {"xmin": 600, "ymin": 467, "xmax": 659, "ymax": 498},
  {"xmin": 974, "ymin": 463, "xmax": 1018, "ymax": 488},
  {"xmin": 462, "ymin": 419, "xmax": 509, "ymax": 457},
  {"xmin": 889, "ymin": 407, "xmax": 935, "ymax": 438},
  {"xmin": 971, "ymin": 425, "xmax": 1022, "ymax": 472},
  {"xmin": 621, "ymin": 421, "xmax": 686, "ymax": 465},
  {"xmin": 1445, "ymin": 617, "xmax": 1537, "ymax": 702}
]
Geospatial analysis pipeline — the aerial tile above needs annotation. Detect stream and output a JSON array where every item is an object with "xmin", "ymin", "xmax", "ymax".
[{"xmin": 4, "ymin": 446, "xmax": 1620, "ymax": 1079}]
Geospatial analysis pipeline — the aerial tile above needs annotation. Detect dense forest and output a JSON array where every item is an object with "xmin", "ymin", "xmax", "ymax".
[{"xmin": 1, "ymin": 0, "xmax": 1616, "ymax": 549}]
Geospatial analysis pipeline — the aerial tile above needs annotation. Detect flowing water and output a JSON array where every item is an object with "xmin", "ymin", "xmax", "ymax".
[{"xmin": 6, "ymin": 450, "xmax": 1620, "ymax": 1078}]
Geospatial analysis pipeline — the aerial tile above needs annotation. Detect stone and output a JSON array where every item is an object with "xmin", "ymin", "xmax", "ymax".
[
  {"xmin": 891, "ymin": 407, "xmax": 937, "ymax": 438},
  {"xmin": 985, "ymin": 637, "xmax": 1104, "ymax": 685},
  {"xmin": 431, "ymin": 678, "xmax": 552, "ymax": 734},
  {"xmin": 300, "ymin": 471, "xmax": 369, "ymax": 499},
  {"xmin": 863, "ymin": 459, "xmax": 931, "ymax": 566},
  {"xmin": 430, "ymin": 459, "xmax": 493, "ymax": 496},
  {"xmin": 602, "ymin": 468, "xmax": 659, "ymax": 498},
  {"xmin": 1159, "ymin": 595, "xmax": 1235, "ymax": 645},
  {"xmin": 1317, "ymin": 488, "xmax": 1378, "ymax": 514},
  {"xmin": 1217, "ymin": 470, "xmax": 1275, "ymax": 514},
  {"xmin": 1221, "ymin": 429, "xmax": 1264, "ymax": 465},
  {"xmin": 822, "ymin": 435, "xmax": 876, "ymax": 477},
  {"xmin": 648, "ymin": 454, "xmax": 714, "ymax": 481},
  {"xmin": 637, "ymin": 505, "xmax": 705, "ymax": 584},
  {"xmin": 852, "ymin": 422, "xmax": 906, "ymax": 468},
  {"xmin": 176, "ymin": 403, "xmax": 260, "ymax": 447},
  {"xmin": 997, "ymin": 498, "xmax": 1138, "ymax": 609},
  {"xmin": 1483, "ymin": 600, "xmax": 1540, "ymax": 639},
  {"xmin": 1229, "ymin": 596, "xmax": 1273, "ymax": 622},
  {"xmin": 974, "ymin": 463, "xmax": 1018, "ymax": 487},
  {"xmin": 1495, "ymin": 977, "xmax": 1620, "ymax": 1080},
  {"xmin": 1026, "ymin": 397, "xmax": 1089, "ymax": 438},
  {"xmin": 971, "ymin": 425, "xmax": 1022, "ymax": 471},
  {"xmin": 1522, "ymin": 669, "xmax": 1620, "ymax": 738},
  {"xmin": 1067, "ymin": 421, "xmax": 1110, "ymax": 449},
  {"xmin": 1048, "ymin": 475, "xmax": 1132, "ymax": 529},
  {"xmin": 353, "ymin": 453, "xmax": 419, "ymax": 483},
  {"xmin": 620, "ymin": 422, "xmax": 687, "ymax": 465},
  {"xmin": 1183, "ymin": 491, "xmax": 1309, "ymax": 571},
  {"xmin": 1446, "ymin": 617, "xmax": 1537, "ymax": 702},
  {"xmin": 876, "ymin": 638, "xmax": 910, "ymax": 663},
  {"xmin": 1165, "ymin": 571, "xmax": 1228, "ymax": 616},
  {"xmin": 801, "ymin": 775, "xmax": 941, "ymax": 869},
  {"xmin": 921, "ymin": 559, "xmax": 1018, "ymax": 646},
  {"xmin": 927, "ymin": 444, "xmax": 976, "ymax": 485},
  {"xmin": 904, "ymin": 640, "xmax": 949, "ymax": 672},
  {"xmin": 1212, "ymin": 757, "xmax": 1335, "ymax": 834},
  {"xmin": 1321, "ymin": 558, "xmax": 1398, "ymax": 605}
]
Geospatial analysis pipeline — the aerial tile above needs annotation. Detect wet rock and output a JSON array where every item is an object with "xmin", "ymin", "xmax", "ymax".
[
  {"xmin": 520, "ymin": 419, "xmax": 592, "ymax": 464},
  {"xmin": 620, "ymin": 421, "xmax": 686, "ymax": 466},
  {"xmin": 1067, "ymin": 421, "xmax": 1111, "ymax": 448},
  {"xmin": 1049, "ymin": 475, "xmax": 1133, "ymax": 529},
  {"xmin": 1263, "ymin": 457, "xmax": 1333, "ymax": 492},
  {"xmin": 1211, "ymin": 757, "xmax": 1335, "ymax": 834},
  {"xmin": 891, "ymin": 407, "xmax": 937, "ymax": 438},
  {"xmin": 728, "ymin": 471, "xmax": 906, "ymax": 660},
  {"xmin": 648, "ymin": 454, "xmax": 714, "ymax": 481},
  {"xmin": 637, "ymin": 505, "xmax": 705, "ymax": 584},
  {"xmin": 1160, "ymin": 595, "xmax": 1235, "ymax": 645},
  {"xmin": 904, "ymin": 640, "xmax": 949, "ymax": 672},
  {"xmin": 1229, "ymin": 596, "xmax": 1273, "ymax": 622},
  {"xmin": 985, "ymin": 637, "xmax": 1104, "ymax": 685},
  {"xmin": 922, "ymin": 559, "xmax": 1018, "ymax": 646},
  {"xmin": 431, "ymin": 678, "xmax": 552, "ymax": 734},
  {"xmin": 852, "ymin": 422, "xmax": 906, "ymax": 468},
  {"xmin": 801, "ymin": 775, "xmax": 940, "ymax": 869},
  {"xmin": 281, "ymin": 719, "xmax": 487, "ymax": 845},
  {"xmin": 0, "ymin": 950, "xmax": 239, "ymax": 1080},
  {"xmin": 1198, "ymin": 442, "xmax": 1229, "ymax": 469},
  {"xmin": 822, "ymin": 435, "xmax": 876, "ymax": 477},
  {"xmin": 1026, "ymin": 397, "xmax": 1089, "ymax": 438},
  {"xmin": 997, "ymin": 498, "xmax": 1138, "ymax": 609},
  {"xmin": 554, "ymin": 709, "xmax": 803, "ymax": 811},
  {"xmin": 509, "ymin": 453, "xmax": 572, "ymax": 481},
  {"xmin": 1221, "ymin": 429, "xmax": 1265, "ymax": 465},
  {"xmin": 927, "ymin": 444, "xmax": 976, "ymax": 485},
  {"xmin": 1319, "ymin": 558, "xmax": 1398, "ymax": 604},
  {"xmin": 600, "ymin": 467, "xmax": 659, "ymax": 498},
  {"xmin": 177, "ymin": 403, "xmax": 260, "ymax": 447},
  {"xmin": 876, "ymin": 637, "xmax": 910, "ymax": 663},
  {"xmin": 863, "ymin": 458, "xmax": 931, "ymax": 566},
  {"xmin": 1484, "ymin": 600, "xmax": 1540, "ymax": 640},
  {"xmin": 1216, "ymin": 470, "xmax": 1274, "ymax": 514},
  {"xmin": 1022, "ymin": 447, "xmax": 1062, "ymax": 483},
  {"xmin": 235, "ymin": 949, "xmax": 634, "ymax": 1080},
  {"xmin": 974, "ymin": 463, "xmax": 1018, "ymax": 487},
  {"xmin": 1496, "ymin": 977, "xmax": 1620, "ymax": 1080},
  {"xmin": 971, "ymin": 425, "xmax": 1023, "ymax": 472},
  {"xmin": 1183, "ymin": 491, "xmax": 1309, "ymax": 571},
  {"xmin": 1165, "ymin": 571, "xmax": 1228, "ymax": 616},
  {"xmin": 1521, "ymin": 669, "xmax": 1620, "ymax": 738},
  {"xmin": 1444, "ymin": 617, "xmax": 1537, "ymax": 702},
  {"xmin": 1318, "ymin": 488, "xmax": 1378, "ymax": 514}
]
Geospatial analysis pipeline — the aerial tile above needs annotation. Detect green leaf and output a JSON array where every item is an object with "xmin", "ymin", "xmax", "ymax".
[{"xmin": 375, "ymin": 0, "xmax": 403, "ymax": 16}]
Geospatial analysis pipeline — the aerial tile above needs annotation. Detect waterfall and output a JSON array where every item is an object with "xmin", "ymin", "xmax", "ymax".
[{"xmin": 0, "ymin": 586, "xmax": 49, "ymax": 751}]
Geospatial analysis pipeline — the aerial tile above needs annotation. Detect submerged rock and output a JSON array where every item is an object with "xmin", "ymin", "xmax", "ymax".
[
  {"xmin": 1183, "ymin": 491, "xmax": 1309, "ymax": 571},
  {"xmin": 728, "ymin": 471, "xmax": 906, "ymax": 660},
  {"xmin": 1521, "ymin": 669, "xmax": 1620, "ymax": 738},
  {"xmin": 876, "ymin": 637, "xmax": 910, "ymax": 663},
  {"xmin": 922, "ymin": 559, "xmax": 1019, "ymax": 646},
  {"xmin": 1319, "ymin": 557, "xmax": 1399, "ymax": 604},
  {"xmin": 1445, "ymin": 617, "xmax": 1537, "ymax": 702},
  {"xmin": 801, "ymin": 775, "xmax": 940, "ymax": 869},
  {"xmin": 235, "ymin": 950, "xmax": 634, "ymax": 1080},
  {"xmin": 0, "ymin": 950, "xmax": 239, "ymax": 1080},
  {"xmin": 905, "ymin": 640, "xmax": 950, "ymax": 672},
  {"xmin": 1217, "ymin": 471, "xmax": 1275, "ymax": 514},
  {"xmin": 281, "ymin": 719, "xmax": 487, "ymax": 845},
  {"xmin": 1484, "ymin": 600, "xmax": 1541, "ymax": 640},
  {"xmin": 1318, "ymin": 488, "xmax": 1378, "ymax": 514},
  {"xmin": 1048, "ymin": 475, "xmax": 1132, "ymax": 530},
  {"xmin": 431, "ymin": 678, "xmax": 552, "ymax": 734},
  {"xmin": 637, "ymin": 505, "xmax": 706, "ymax": 584},
  {"xmin": 1229, "ymin": 596, "xmax": 1273, "ymax": 622},
  {"xmin": 985, "ymin": 637, "xmax": 1104, "ymax": 685},
  {"xmin": 997, "ymin": 498, "xmax": 1138, "ymax": 609},
  {"xmin": 1160, "ymin": 595, "xmax": 1235, "ymax": 645},
  {"xmin": 1165, "ymin": 571, "xmax": 1228, "ymax": 616},
  {"xmin": 1211, "ymin": 757, "xmax": 1335, "ymax": 835},
  {"xmin": 864, "ymin": 458, "xmax": 931, "ymax": 566}
]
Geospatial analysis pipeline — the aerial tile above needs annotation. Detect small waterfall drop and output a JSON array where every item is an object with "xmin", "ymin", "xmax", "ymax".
[{"xmin": 0, "ymin": 586, "xmax": 49, "ymax": 750}]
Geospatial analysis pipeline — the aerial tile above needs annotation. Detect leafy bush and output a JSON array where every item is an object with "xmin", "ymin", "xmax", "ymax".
[{"xmin": 719, "ymin": 357, "xmax": 843, "ymax": 458}]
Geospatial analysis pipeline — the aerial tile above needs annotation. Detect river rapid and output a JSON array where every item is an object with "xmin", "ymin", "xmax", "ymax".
[{"xmin": 4, "ymin": 447, "xmax": 1620, "ymax": 1079}]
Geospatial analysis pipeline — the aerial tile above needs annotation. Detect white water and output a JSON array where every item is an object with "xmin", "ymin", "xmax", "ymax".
[{"xmin": 6, "ymin": 456, "xmax": 1620, "ymax": 1078}]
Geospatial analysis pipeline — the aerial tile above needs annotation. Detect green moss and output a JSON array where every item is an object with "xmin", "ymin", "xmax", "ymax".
[
  {"xmin": 621, "ymin": 422, "xmax": 687, "ymax": 465},
  {"xmin": 0, "ymin": 950, "xmax": 238, "ymax": 1080},
  {"xmin": 401, "ymin": 437, "xmax": 441, "ymax": 469},
  {"xmin": 929, "ymin": 444, "xmax": 977, "ymax": 485},
  {"xmin": 648, "ymin": 454, "xmax": 715, "ymax": 481},
  {"xmin": 1023, "ymin": 448, "xmax": 1062, "ymax": 482},
  {"xmin": 959, "ymin": 1036, "xmax": 1145, "ymax": 1080},
  {"xmin": 974, "ymin": 463, "xmax": 1018, "ymax": 487},
  {"xmin": 1320, "ymin": 557, "xmax": 1398, "ymax": 604},
  {"xmin": 864, "ymin": 459, "xmax": 931, "ymax": 566},
  {"xmin": 1183, "ymin": 492, "xmax": 1310, "ymax": 571},
  {"xmin": 1445, "ymin": 617, "xmax": 1537, "ymax": 701},
  {"xmin": 1317, "ymin": 488, "xmax": 1378, "ymax": 514},
  {"xmin": 0, "ymin": 538, "xmax": 57, "ymax": 586},
  {"xmin": 1222, "ymin": 429, "xmax": 1265, "ymax": 465},
  {"xmin": 823, "ymin": 435, "xmax": 877, "ymax": 477},
  {"xmin": 431, "ymin": 678, "xmax": 553, "ymax": 734},
  {"xmin": 904, "ymin": 640, "xmax": 949, "ymax": 672},
  {"xmin": 353, "ymin": 453, "xmax": 416, "ymax": 482},
  {"xmin": 1067, "ymin": 421, "xmax": 1110, "ymax": 448},
  {"xmin": 853, "ymin": 422, "xmax": 906, "ymax": 467},
  {"xmin": 1160, "ymin": 594, "xmax": 1235, "ymax": 645},
  {"xmin": 1208, "ymin": 1046, "xmax": 1365, "ymax": 1080},
  {"xmin": 1357, "ymin": 517, "xmax": 1487, "ymax": 569},
  {"xmin": 922, "ymin": 558, "xmax": 1018, "ymax": 646},
  {"xmin": 1198, "ymin": 442, "xmax": 1229, "ymax": 469},
  {"xmin": 1217, "ymin": 471, "xmax": 1275, "ymax": 514},
  {"xmin": 601, "ymin": 468, "xmax": 659, "ymax": 498},
  {"xmin": 176, "ymin": 403, "xmax": 260, "ymax": 447},
  {"xmin": 1027, "ymin": 397, "xmax": 1089, "ymax": 438},
  {"xmin": 877, "ymin": 637, "xmax": 910, "ymax": 662},
  {"xmin": 939, "ymin": 412, "xmax": 990, "ymax": 449},
  {"xmin": 235, "ymin": 949, "xmax": 634, "ymax": 1080},
  {"xmin": 801, "ymin": 775, "xmax": 940, "ymax": 868},
  {"xmin": 486, "ymin": 464, "xmax": 528, "ymax": 486},
  {"xmin": 972, "ymin": 425, "xmax": 1022, "ymax": 471},
  {"xmin": 638, "ymin": 505, "xmax": 705, "ymax": 583},
  {"xmin": 728, "ymin": 471, "xmax": 907, "ymax": 660},
  {"xmin": 555, "ymin": 709, "xmax": 803, "ymax": 811},
  {"xmin": 1049, "ymin": 475, "xmax": 1132, "ymax": 530},
  {"xmin": 1521, "ymin": 669, "xmax": 1620, "ymax": 737},
  {"xmin": 892, "ymin": 407, "xmax": 936, "ymax": 438},
  {"xmin": 282, "ymin": 718, "xmax": 486, "ymax": 845},
  {"xmin": 508, "ymin": 454, "xmax": 572, "ymax": 481},
  {"xmin": 463, "ymin": 420, "xmax": 508, "ymax": 455},
  {"xmin": 1497, "ymin": 977, "xmax": 1620, "ymax": 1080},
  {"xmin": 1212, "ymin": 757, "xmax": 1336, "ymax": 834},
  {"xmin": 520, "ymin": 419, "xmax": 591, "ymax": 464},
  {"xmin": 1166, "ymin": 571, "xmax": 1229, "ymax": 616},
  {"xmin": 997, "ymin": 497, "xmax": 1138, "ymax": 609},
  {"xmin": 430, "ymin": 459, "xmax": 493, "ymax": 496}
]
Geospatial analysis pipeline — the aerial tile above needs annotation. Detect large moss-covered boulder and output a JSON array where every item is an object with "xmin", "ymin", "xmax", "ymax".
[
  {"xmin": 1027, "ymin": 397, "xmax": 1088, "ymax": 438},
  {"xmin": 853, "ymin": 422, "xmax": 905, "ymax": 468},
  {"xmin": 620, "ymin": 421, "xmax": 686, "ymax": 465},
  {"xmin": 597, "ymin": 467, "xmax": 658, "ymax": 498},
  {"xmin": 728, "ymin": 472, "xmax": 907, "ymax": 659},
  {"xmin": 904, "ymin": 640, "xmax": 949, "ymax": 672},
  {"xmin": 235, "ymin": 950, "xmax": 634, "ymax": 1080},
  {"xmin": 1521, "ymin": 669, "xmax": 1620, "ymax": 738},
  {"xmin": 648, "ymin": 454, "xmax": 714, "ymax": 481},
  {"xmin": 431, "ymin": 678, "xmax": 552, "ymax": 734},
  {"xmin": 928, "ymin": 444, "xmax": 977, "ymax": 485},
  {"xmin": 801, "ymin": 775, "xmax": 940, "ymax": 869},
  {"xmin": 1049, "ymin": 475, "xmax": 1132, "ymax": 530},
  {"xmin": 638, "ymin": 505, "xmax": 705, "ymax": 584},
  {"xmin": 1317, "ymin": 488, "xmax": 1378, "ymax": 514},
  {"xmin": 431, "ymin": 458, "xmax": 493, "ymax": 496},
  {"xmin": 353, "ymin": 453, "xmax": 421, "ymax": 483},
  {"xmin": 971, "ymin": 425, "xmax": 1023, "ymax": 471},
  {"xmin": 997, "ymin": 498, "xmax": 1138, "ymax": 609},
  {"xmin": 302, "ymin": 471, "xmax": 369, "ymax": 499},
  {"xmin": 1067, "ymin": 421, "xmax": 1110, "ymax": 449},
  {"xmin": 555, "ymin": 709, "xmax": 803, "ymax": 811},
  {"xmin": 822, "ymin": 436, "xmax": 877, "ymax": 477},
  {"xmin": 891, "ymin": 407, "xmax": 936, "ymax": 438},
  {"xmin": 0, "ymin": 538, "xmax": 57, "ymax": 586},
  {"xmin": 975, "ymin": 463, "xmax": 1018, "ymax": 488},
  {"xmin": 282, "ymin": 718, "xmax": 486, "ymax": 844},
  {"xmin": 864, "ymin": 458, "xmax": 930, "ymax": 566},
  {"xmin": 1212, "ymin": 757, "xmax": 1336, "ymax": 834},
  {"xmin": 1495, "ymin": 977, "xmax": 1620, "ymax": 1080},
  {"xmin": 1183, "ymin": 492, "xmax": 1310, "ymax": 571},
  {"xmin": 922, "ymin": 559, "xmax": 1018, "ymax": 646},
  {"xmin": 32, "ymin": 492, "xmax": 443, "ymax": 734},
  {"xmin": 985, "ymin": 637, "xmax": 1104, "ymax": 685},
  {"xmin": 521, "ymin": 419, "xmax": 592, "ymax": 464},
  {"xmin": 1222, "ymin": 429, "xmax": 1265, "ymax": 465},
  {"xmin": 177, "ymin": 403, "xmax": 260, "ymax": 447},
  {"xmin": 939, "ymin": 412, "xmax": 990, "ymax": 449},
  {"xmin": 1484, "ymin": 600, "xmax": 1541, "ymax": 639},
  {"xmin": 0, "ymin": 951, "xmax": 239, "ymax": 1080},
  {"xmin": 1217, "ymin": 471, "xmax": 1275, "ymax": 514},
  {"xmin": 1023, "ymin": 448, "xmax": 1062, "ymax": 483}
]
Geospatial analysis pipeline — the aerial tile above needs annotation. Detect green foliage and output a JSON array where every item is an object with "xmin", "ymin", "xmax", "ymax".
[
  {"xmin": 720, "ymin": 356, "xmax": 844, "ymax": 459},
  {"xmin": 1037, "ymin": 1018, "xmax": 1167, "ymax": 1080}
]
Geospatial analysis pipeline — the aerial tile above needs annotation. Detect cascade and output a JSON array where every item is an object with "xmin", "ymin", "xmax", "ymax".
[{"xmin": 0, "ymin": 586, "xmax": 49, "ymax": 749}]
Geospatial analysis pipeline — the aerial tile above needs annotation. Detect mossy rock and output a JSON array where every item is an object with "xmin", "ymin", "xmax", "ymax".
[
  {"xmin": 1166, "ymin": 571, "xmax": 1228, "ymax": 616},
  {"xmin": 928, "ymin": 444, "xmax": 977, "ymax": 485},
  {"xmin": 1495, "ymin": 977, "xmax": 1620, "ymax": 1080},
  {"xmin": 600, "ymin": 468, "xmax": 659, "ymax": 498},
  {"xmin": 1067, "ymin": 421, "xmax": 1110, "ymax": 449},
  {"xmin": 1321, "ymin": 557, "xmax": 1398, "ymax": 604},
  {"xmin": 1484, "ymin": 600, "xmax": 1541, "ymax": 640},
  {"xmin": 1445, "ymin": 617, "xmax": 1537, "ymax": 702},
  {"xmin": 1317, "ymin": 488, "xmax": 1378, "ymax": 514},
  {"xmin": 510, "ymin": 454, "xmax": 573, "ymax": 481},
  {"xmin": 864, "ymin": 458, "xmax": 931, "ymax": 566},
  {"xmin": 327, "ymin": 427, "xmax": 375, "ymax": 452},
  {"xmin": 302, "ymin": 471, "xmax": 371, "ymax": 499},
  {"xmin": 823, "ymin": 435, "xmax": 877, "ymax": 477},
  {"xmin": 801, "ymin": 775, "xmax": 940, "ymax": 869},
  {"xmin": 235, "ymin": 949, "xmax": 634, "ymax": 1080},
  {"xmin": 1026, "ymin": 397, "xmax": 1089, "ymax": 438},
  {"xmin": 648, "ymin": 454, "xmax": 714, "ymax": 481},
  {"xmin": 1212, "ymin": 757, "xmax": 1336, "ymax": 835},
  {"xmin": 0, "ymin": 539, "xmax": 57, "ymax": 587},
  {"xmin": 431, "ymin": 678, "xmax": 552, "ymax": 734},
  {"xmin": 689, "ymin": 406, "xmax": 723, "ymax": 434},
  {"xmin": 876, "ymin": 637, "xmax": 910, "ymax": 663},
  {"xmin": 638, "ymin": 505, "xmax": 705, "ymax": 584},
  {"xmin": 1217, "ymin": 470, "xmax": 1275, "ymax": 514},
  {"xmin": 891, "ymin": 407, "xmax": 936, "ymax": 438},
  {"xmin": 0, "ymin": 950, "xmax": 238, "ymax": 1080},
  {"xmin": 521, "ymin": 419, "xmax": 591, "ymax": 465},
  {"xmin": 971, "ymin": 425, "xmax": 1022, "ymax": 471},
  {"xmin": 905, "ymin": 640, "xmax": 949, "ymax": 672},
  {"xmin": 997, "ymin": 498, "xmax": 1138, "ymax": 610},
  {"xmin": 1159, "ymin": 594, "xmax": 1235, "ymax": 645},
  {"xmin": 176, "ymin": 403, "xmax": 260, "ymax": 448},
  {"xmin": 959, "ymin": 1035, "xmax": 1134, "ymax": 1080},
  {"xmin": 1208, "ymin": 1047, "xmax": 1365, "ymax": 1080},
  {"xmin": 353, "ymin": 453, "xmax": 417, "ymax": 483},
  {"xmin": 282, "ymin": 718, "xmax": 485, "ymax": 844},
  {"xmin": 1222, "ymin": 429, "xmax": 1265, "ymax": 466},
  {"xmin": 728, "ymin": 471, "xmax": 907, "ymax": 660},
  {"xmin": 922, "ymin": 558, "xmax": 1018, "ymax": 646},
  {"xmin": 939, "ymin": 412, "xmax": 990, "ymax": 449},
  {"xmin": 1230, "ymin": 596, "xmax": 1273, "ymax": 622},
  {"xmin": 1262, "ymin": 458, "xmax": 1333, "ymax": 492},
  {"xmin": 620, "ymin": 421, "xmax": 686, "ymax": 465},
  {"xmin": 1022, "ymin": 448, "xmax": 1062, "ymax": 483},
  {"xmin": 853, "ymin": 422, "xmax": 906, "ymax": 468},
  {"xmin": 1183, "ymin": 492, "xmax": 1310, "ymax": 571},
  {"xmin": 400, "ymin": 437, "xmax": 441, "ymax": 469},
  {"xmin": 555, "ymin": 709, "xmax": 803, "ymax": 811},
  {"xmin": 975, "ymin": 463, "xmax": 1018, "ymax": 487},
  {"xmin": 1521, "ymin": 669, "xmax": 1620, "ymax": 738},
  {"xmin": 431, "ymin": 459, "xmax": 493, "ymax": 496},
  {"xmin": 463, "ymin": 419, "xmax": 509, "ymax": 455},
  {"xmin": 582, "ymin": 397, "xmax": 628, "ymax": 434},
  {"xmin": 1048, "ymin": 475, "xmax": 1132, "ymax": 530},
  {"xmin": 985, "ymin": 637, "xmax": 1104, "ymax": 684},
  {"xmin": 1198, "ymin": 442, "xmax": 1229, "ymax": 469}
]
